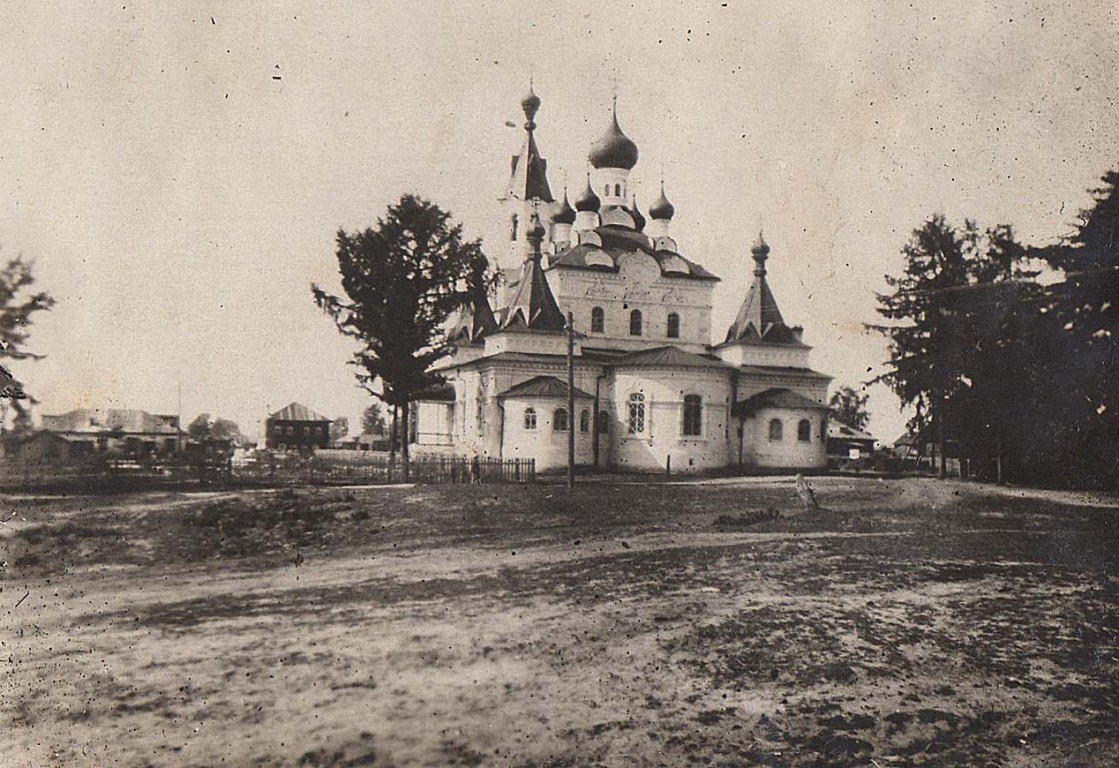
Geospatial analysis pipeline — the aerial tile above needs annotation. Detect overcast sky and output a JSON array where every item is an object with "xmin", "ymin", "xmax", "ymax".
[{"xmin": 1, "ymin": 1, "xmax": 1116, "ymax": 440}]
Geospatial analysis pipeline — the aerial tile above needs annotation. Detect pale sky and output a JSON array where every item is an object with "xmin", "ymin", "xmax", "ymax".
[{"xmin": 1, "ymin": 1, "xmax": 1116, "ymax": 441}]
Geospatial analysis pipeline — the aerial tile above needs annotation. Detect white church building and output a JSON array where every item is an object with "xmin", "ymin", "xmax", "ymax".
[{"xmin": 413, "ymin": 86, "xmax": 831, "ymax": 473}]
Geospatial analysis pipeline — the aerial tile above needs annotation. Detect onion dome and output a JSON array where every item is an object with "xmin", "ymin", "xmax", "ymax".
[
  {"xmin": 574, "ymin": 176, "xmax": 601, "ymax": 212},
  {"xmin": 526, "ymin": 210, "xmax": 547, "ymax": 244},
  {"xmin": 520, "ymin": 84, "xmax": 541, "ymax": 121},
  {"xmin": 649, "ymin": 183, "xmax": 675, "ymax": 220},
  {"xmin": 551, "ymin": 189, "xmax": 576, "ymax": 225},
  {"xmin": 630, "ymin": 195, "xmax": 646, "ymax": 231},
  {"xmin": 752, "ymin": 232, "xmax": 770, "ymax": 256},
  {"xmin": 588, "ymin": 107, "xmax": 639, "ymax": 170}
]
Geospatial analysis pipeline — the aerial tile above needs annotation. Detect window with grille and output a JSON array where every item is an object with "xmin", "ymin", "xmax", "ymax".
[
  {"xmin": 627, "ymin": 393, "xmax": 646, "ymax": 435},
  {"xmin": 682, "ymin": 395, "xmax": 703, "ymax": 436},
  {"xmin": 553, "ymin": 408, "xmax": 568, "ymax": 432},
  {"xmin": 524, "ymin": 408, "xmax": 537, "ymax": 430}
]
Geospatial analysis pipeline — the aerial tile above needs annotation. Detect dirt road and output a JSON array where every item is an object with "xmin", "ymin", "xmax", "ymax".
[{"xmin": 2, "ymin": 477, "xmax": 1117, "ymax": 766}]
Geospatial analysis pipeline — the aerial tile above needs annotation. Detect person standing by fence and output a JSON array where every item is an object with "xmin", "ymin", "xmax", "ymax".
[{"xmin": 470, "ymin": 452, "xmax": 481, "ymax": 484}]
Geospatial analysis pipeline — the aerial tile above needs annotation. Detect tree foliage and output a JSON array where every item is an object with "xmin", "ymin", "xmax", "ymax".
[
  {"xmin": 361, "ymin": 402, "xmax": 386, "ymax": 436},
  {"xmin": 188, "ymin": 413, "xmax": 243, "ymax": 443},
  {"xmin": 0, "ymin": 254, "xmax": 55, "ymax": 430},
  {"xmin": 874, "ymin": 171, "xmax": 1119, "ymax": 488},
  {"xmin": 828, "ymin": 385, "xmax": 870, "ymax": 431},
  {"xmin": 312, "ymin": 195, "xmax": 492, "ymax": 477}
]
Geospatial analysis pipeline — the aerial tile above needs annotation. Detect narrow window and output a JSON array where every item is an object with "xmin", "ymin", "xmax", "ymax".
[
  {"xmin": 627, "ymin": 393, "xmax": 646, "ymax": 435},
  {"xmin": 629, "ymin": 309, "xmax": 643, "ymax": 336},
  {"xmin": 591, "ymin": 306, "xmax": 605, "ymax": 333},
  {"xmin": 580, "ymin": 409, "xmax": 590, "ymax": 433},
  {"xmin": 682, "ymin": 395, "xmax": 703, "ymax": 437},
  {"xmin": 768, "ymin": 419, "xmax": 783, "ymax": 441},
  {"xmin": 798, "ymin": 419, "xmax": 812, "ymax": 442},
  {"xmin": 597, "ymin": 410, "xmax": 610, "ymax": 435},
  {"xmin": 614, "ymin": 183, "xmax": 622, "ymax": 196},
  {"xmin": 554, "ymin": 408, "xmax": 568, "ymax": 432},
  {"xmin": 510, "ymin": 213, "xmax": 519, "ymax": 241},
  {"xmin": 667, "ymin": 312, "xmax": 680, "ymax": 339},
  {"xmin": 604, "ymin": 185, "xmax": 610, "ymax": 196},
  {"xmin": 524, "ymin": 408, "xmax": 537, "ymax": 430}
]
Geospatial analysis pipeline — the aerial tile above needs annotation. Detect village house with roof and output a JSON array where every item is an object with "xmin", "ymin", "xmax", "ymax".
[{"xmin": 413, "ymin": 86, "xmax": 832, "ymax": 472}]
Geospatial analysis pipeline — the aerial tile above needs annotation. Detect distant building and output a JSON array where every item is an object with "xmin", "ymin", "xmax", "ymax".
[
  {"xmin": 40, "ymin": 407, "xmax": 181, "ymax": 456},
  {"xmin": 265, "ymin": 402, "xmax": 331, "ymax": 452},
  {"xmin": 827, "ymin": 422, "xmax": 879, "ymax": 460},
  {"xmin": 9, "ymin": 430, "xmax": 97, "ymax": 468}
]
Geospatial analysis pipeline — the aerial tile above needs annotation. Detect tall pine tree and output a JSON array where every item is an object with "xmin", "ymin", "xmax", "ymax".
[{"xmin": 312, "ymin": 195, "xmax": 492, "ymax": 480}]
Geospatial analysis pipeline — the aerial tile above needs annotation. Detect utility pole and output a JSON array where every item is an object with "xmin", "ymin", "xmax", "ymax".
[{"xmin": 566, "ymin": 310, "xmax": 575, "ymax": 492}]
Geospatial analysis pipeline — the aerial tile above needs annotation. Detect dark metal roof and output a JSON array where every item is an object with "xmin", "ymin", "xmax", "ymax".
[
  {"xmin": 269, "ymin": 402, "xmax": 331, "ymax": 422},
  {"xmin": 724, "ymin": 237, "xmax": 805, "ymax": 346},
  {"xmin": 548, "ymin": 237, "xmax": 720, "ymax": 282},
  {"xmin": 498, "ymin": 222, "xmax": 567, "ymax": 333},
  {"xmin": 732, "ymin": 388, "xmax": 827, "ymax": 417},
  {"xmin": 498, "ymin": 375, "xmax": 593, "ymax": 400},
  {"xmin": 734, "ymin": 364, "xmax": 832, "ymax": 380},
  {"xmin": 611, "ymin": 345, "xmax": 730, "ymax": 370}
]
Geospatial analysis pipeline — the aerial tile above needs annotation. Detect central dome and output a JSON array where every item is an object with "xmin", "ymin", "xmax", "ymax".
[{"xmin": 588, "ymin": 109, "xmax": 639, "ymax": 170}]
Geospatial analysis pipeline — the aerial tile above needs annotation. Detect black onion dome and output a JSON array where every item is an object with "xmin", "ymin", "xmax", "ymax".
[
  {"xmin": 588, "ymin": 109, "xmax": 639, "ymax": 170},
  {"xmin": 526, "ymin": 210, "xmax": 547, "ymax": 241},
  {"xmin": 752, "ymin": 232, "xmax": 770, "ymax": 255},
  {"xmin": 649, "ymin": 184, "xmax": 675, "ymax": 220},
  {"xmin": 520, "ymin": 85, "xmax": 541, "ymax": 120},
  {"xmin": 574, "ymin": 177, "xmax": 601, "ymax": 212},
  {"xmin": 630, "ymin": 195, "xmax": 646, "ymax": 231},
  {"xmin": 551, "ymin": 189, "xmax": 576, "ymax": 225}
]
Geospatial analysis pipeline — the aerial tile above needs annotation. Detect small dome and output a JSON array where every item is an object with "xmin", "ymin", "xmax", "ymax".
[
  {"xmin": 588, "ymin": 108, "xmax": 639, "ymax": 170},
  {"xmin": 630, "ymin": 195, "xmax": 646, "ymax": 231},
  {"xmin": 526, "ymin": 210, "xmax": 546, "ymax": 241},
  {"xmin": 520, "ymin": 85, "xmax": 541, "ymax": 120},
  {"xmin": 751, "ymin": 232, "xmax": 770, "ymax": 255},
  {"xmin": 649, "ymin": 184, "xmax": 675, "ymax": 220},
  {"xmin": 551, "ymin": 189, "xmax": 576, "ymax": 225},
  {"xmin": 574, "ymin": 177, "xmax": 601, "ymax": 212}
]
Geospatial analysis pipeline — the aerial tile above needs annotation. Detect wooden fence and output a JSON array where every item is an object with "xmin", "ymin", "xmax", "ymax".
[{"xmin": 232, "ymin": 455, "xmax": 535, "ymax": 486}]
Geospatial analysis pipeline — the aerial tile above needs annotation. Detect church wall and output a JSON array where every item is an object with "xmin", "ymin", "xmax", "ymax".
[
  {"xmin": 740, "ymin": 406, "xmax": 827, "ymax": 469},
  {"xmin": 549, "ymin": 268, "xmax": 715, "ymax": 354},
  {"xmin": 500, "ymin": 395, "xmax": 594, "ymax": 470},
  {"xmin": 735, "ymin": 372, "xmax": 829, "ymax": 405},
  {"xmin": 605, "ymin": 368, "xmax": 733, "ymax": 472},
  {"xmin": 716, "ymin": 343, "xmax": 811, "ymax": 369},
  {"xmin": 413, "ymin": 402, "xmax": 453, "ymax": 446}
]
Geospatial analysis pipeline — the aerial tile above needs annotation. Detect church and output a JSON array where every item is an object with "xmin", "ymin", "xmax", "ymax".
[{"xmin": 413, "ymin": 86, "xmax": 831, "ymax": 473}]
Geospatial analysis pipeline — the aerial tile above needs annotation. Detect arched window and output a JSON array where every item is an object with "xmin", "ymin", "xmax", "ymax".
[
  {"xmin": 591, "ymin": 306, "xmax": 605, "ymax": 333},
  {"xmin": 798, "ymin": 419, "xmax": 812, "ymax": 442},
  {"xmin": 510, "ymin": 213, "xmax": 519, "ymax": 241},
  {"xmin": 614, "ymin": 183, "xmax": 622, "ymax": 196},
  {"xmin": 553, "ymin": 408, "xmax": 568, "ymax": 432},
  {"xmin": 629, "ymin": 309, "xmax": 643, "ymax": 336},
  {"xmin": 667, "ymin": 312, "xmax": 680, "ymax": 339},
  {"xmin": 580, "ymin": 409, "xmax": 591, "ymax": 433},
  {"xmin": 682, "ymin": 395, "xmax": 703, "ymax": 436},
  {"xmin": 524, "ymin": 408, "xmax": 537, "ymax": 430},
  {"xmin": 604, "ymin": 185, "xmax": 610, "ymax": 196},
  {"xmin": 597, "ymin": 410, "xmax": 610, "ymax": 435},
  {"xmin": 627, "ymin": 393, "xmax": 646, "ymax": 435},
  {"xmin": 768, "ymin": 419, "xmax": 783, "ymax": 441}
]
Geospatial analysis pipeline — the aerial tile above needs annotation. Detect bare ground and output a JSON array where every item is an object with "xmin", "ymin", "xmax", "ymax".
[{"xmin": 1, "ymin": 476, "xmax": 1117, "ymax": 767}]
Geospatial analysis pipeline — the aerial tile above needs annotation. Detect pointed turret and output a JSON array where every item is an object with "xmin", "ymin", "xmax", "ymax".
[
  {"xmin": 499, "ymin": 211, "xmax": 566, "ymax": 332},
  {"xmin": 506, "ymin": 87, "xmax": 553, "ymax": 203},
  {"xmin": 724, "ymin": 233, "xmax": 802, "ymax": 345}
]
